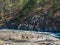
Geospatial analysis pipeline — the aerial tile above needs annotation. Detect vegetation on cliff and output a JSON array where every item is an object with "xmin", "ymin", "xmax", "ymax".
[{"xmin": 0, "ymin": 0, "xmax": 60, "ymax": 32}]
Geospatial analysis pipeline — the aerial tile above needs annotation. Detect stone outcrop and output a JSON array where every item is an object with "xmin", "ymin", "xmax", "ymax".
[{"xmin": 0, "ymin": 30, "xmax": 60, "ymax": 45}]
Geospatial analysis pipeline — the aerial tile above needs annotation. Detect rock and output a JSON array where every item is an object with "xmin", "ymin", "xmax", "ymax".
[{"xmin": 0, "ymin": 30, "xmax": 60, "ymax": 45}]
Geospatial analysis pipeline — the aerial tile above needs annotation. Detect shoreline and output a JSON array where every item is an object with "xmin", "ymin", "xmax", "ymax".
[
  {"xmin": 0, "ymin": 29, "xmax": 60, "ymax": 45},
  {"xmin": 0, "ymin": 29, "xmax": 60, "ymax": 38}
]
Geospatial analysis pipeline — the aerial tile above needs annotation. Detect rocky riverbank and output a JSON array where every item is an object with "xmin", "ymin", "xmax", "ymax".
[{"xmin": 0, "ymin": 30, "xmax": 60, "ymax": 45}]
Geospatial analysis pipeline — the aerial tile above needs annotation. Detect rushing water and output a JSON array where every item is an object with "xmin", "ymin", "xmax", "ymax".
[{"xmin": 50, "ymin": 33, "xmax": 60, "ymax": 38}]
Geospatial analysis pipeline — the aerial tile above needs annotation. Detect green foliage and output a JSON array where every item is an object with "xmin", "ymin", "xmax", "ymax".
[
  {"xmin": 6, "ymin": 0, "xmax": 13, "ymax": 7},
  {"xmin": 52, "ymin": 0, "xmax": 60, "ymax": 10},
  {"xmin": 15, "ymin": 0, "xmax": 29, "ymax": 10},
  {"xmin": 0, "ymin": 0, "xmax": 60, "ymax": 14},
  {"xmin": 0, "ymin": 0, "xmax": 3, "ymax": 3},
  {"xmin": 22, "ymin": 0, "xmax": 37, "ymax": 11}
]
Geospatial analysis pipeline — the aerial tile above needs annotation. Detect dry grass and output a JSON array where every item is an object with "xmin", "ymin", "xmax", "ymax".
[{"xmin": 0, "ymin": 40, "xmax": 3, "ymax": 45}]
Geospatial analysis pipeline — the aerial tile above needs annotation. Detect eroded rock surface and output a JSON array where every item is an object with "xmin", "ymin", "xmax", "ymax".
[{"xmin": 0, "ymin": 30, "xmax": 60, "ymax": 45}]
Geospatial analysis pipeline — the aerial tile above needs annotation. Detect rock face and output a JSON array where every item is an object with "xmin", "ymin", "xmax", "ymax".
[
  {"xmin": 3, "ymin": 14, "xmax": 60, "ymax": 32},
  {"xmin": 0, "ymin": 30, "xmax": 60, "ymax": 45}
]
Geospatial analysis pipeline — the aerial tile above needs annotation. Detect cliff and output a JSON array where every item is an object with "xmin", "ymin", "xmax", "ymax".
[{"xmin": 0, "ymin": 0, "xmax": 60, "ymax": 32}]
